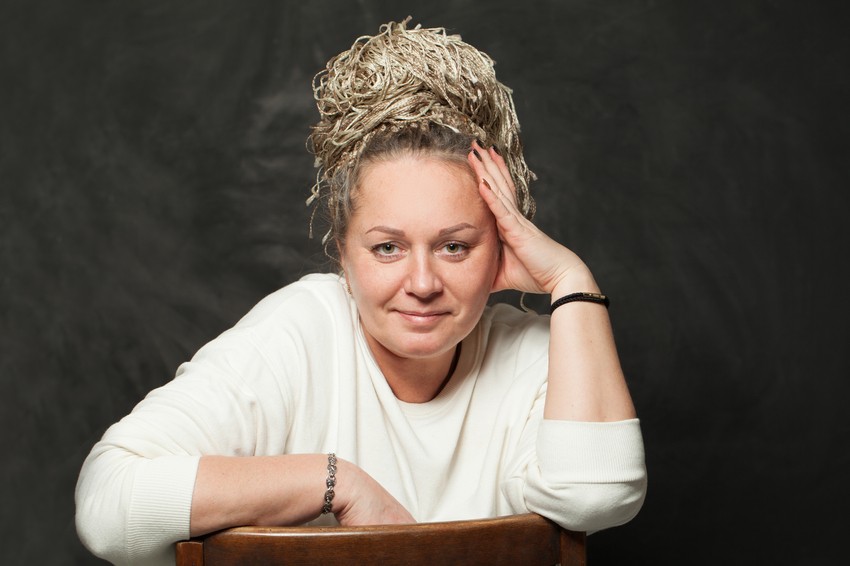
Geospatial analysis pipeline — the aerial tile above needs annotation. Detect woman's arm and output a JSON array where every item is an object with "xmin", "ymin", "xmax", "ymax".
[
  {"xmin": 77, "ymin": 448, "xmax": 413, "ymax": 564},
  {"xmin": 76, "ymin": 320, "xmax": 413, "ymax": 564},
  {"xmin": 468, "ymin": 142, "xmax": 636, "ymax": 422},
  {"xmin": 470, "ymin": 143, "xmax": 645, "ymax": 531},
  {"xmin": 191, "ymin": 454, "xmax": 414, "ymax": 537},
  {"xmin": 544, "ymin": 270, "xmax": 636, "ymax": 421}
]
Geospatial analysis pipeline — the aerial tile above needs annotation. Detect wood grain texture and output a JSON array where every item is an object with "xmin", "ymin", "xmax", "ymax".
[{"xmin": 176, "ymin": 514, "xmax": 581, "ymax": 566}]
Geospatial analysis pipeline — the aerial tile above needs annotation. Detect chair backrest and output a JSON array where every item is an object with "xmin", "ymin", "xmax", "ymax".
[{"xmin": 175, "ymin": 513, "xmax": 586, "ymax": 566}]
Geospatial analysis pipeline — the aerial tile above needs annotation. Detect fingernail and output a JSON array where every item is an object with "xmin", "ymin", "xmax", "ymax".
[
  {"xmin": 475, "ymin": 138, "xmax": 484, "ymax": 147},
  {"xmin": 472, "ymin": 148, "xmax": 481, "ymax": 160},
  {"xmin": 491, "ymin": 146, "xmax": 501, "ymax": 155}
]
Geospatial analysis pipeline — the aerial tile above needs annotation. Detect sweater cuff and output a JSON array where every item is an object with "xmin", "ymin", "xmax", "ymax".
[
  {"xmin": 537, "ymin": 418, "xmax": 645, "ymax": 483},
  {"xmin": 126, "ymin": 455, "xmax": 200, "ymax": 562}
]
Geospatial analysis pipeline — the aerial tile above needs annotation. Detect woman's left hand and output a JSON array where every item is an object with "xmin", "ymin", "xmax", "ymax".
[{"xmin": 468, "ymin": 142, "xmax": 594, "ymax": 295}]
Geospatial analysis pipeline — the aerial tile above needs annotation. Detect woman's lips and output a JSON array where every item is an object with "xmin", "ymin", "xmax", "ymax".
[{"xmin": 396, "ymin": 310, "xmax": 448, "ymax": 325}]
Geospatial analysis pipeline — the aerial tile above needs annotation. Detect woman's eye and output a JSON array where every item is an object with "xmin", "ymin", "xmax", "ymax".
[
  {"xmin": 442, "ymin": 242, "xmax": 468, "ymax": 255},
  {"xmin": 373, "ymin": 243, "xmax": 400, "ymax": 256}
]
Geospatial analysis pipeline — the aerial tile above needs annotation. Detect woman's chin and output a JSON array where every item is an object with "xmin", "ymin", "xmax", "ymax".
[
  {"xmin": 373, "ymin": 332, "xmax": 459, "ymax": 363},
  {"xmin": 389, "ymin": 341, "xmax": 455, "ymax": 361}
]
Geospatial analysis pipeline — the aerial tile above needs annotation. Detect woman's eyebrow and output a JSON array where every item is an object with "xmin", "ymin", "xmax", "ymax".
[
  {"xmin": 366, "ymin": 226, "xmax": 405, "ymax": 237},
  {"xmin": 365, "ymin": 223, "xmax": 477, "ymax": 238},
  {"xmin": 438, "ymin": 223, "xmax": 477, "ymax": 237}
]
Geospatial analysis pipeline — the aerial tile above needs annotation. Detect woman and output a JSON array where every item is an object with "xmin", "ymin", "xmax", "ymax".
[{"xmin": 76, "ymin": 19, "xmax": 646, "ymax": 565}]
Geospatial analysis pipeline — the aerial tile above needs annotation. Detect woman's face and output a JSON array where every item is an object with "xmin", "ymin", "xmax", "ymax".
[{"xmin": 340, "ymin": 153, "xmax": 500, "ymax": 368}]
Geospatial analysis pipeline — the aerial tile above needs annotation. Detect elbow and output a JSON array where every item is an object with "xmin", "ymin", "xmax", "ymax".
[
  {"xmin": 527, "ymin": 418, "xmax": 648, "ymax": 532},
  {"xmin": 76, "ymin": 447, "xmax": 198, "ymax": 564},
  {"xmin": 75, "ymin": 490, "xmax": 130, "ymax": 564},
  {"xmin": 524, "ymin": 474, "xmax": 648, "ymax": 533},
  {"xmin": 74, "ymin": 449, "xmax": 134, "ymax": 564},
  {"xmin": 565, "ymin": 477, "xmax": 647, "ymax": 532}
]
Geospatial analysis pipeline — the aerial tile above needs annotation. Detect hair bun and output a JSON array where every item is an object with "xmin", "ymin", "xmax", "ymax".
[{"xmin": 308, "ymin": 17, "xmax": 535, "ymax": 223}]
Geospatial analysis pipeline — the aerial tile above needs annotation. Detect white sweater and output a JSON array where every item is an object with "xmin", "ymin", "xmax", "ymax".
[{"xmin": 76, "ymin": 273, "xmax": 646, "ymax": 565}]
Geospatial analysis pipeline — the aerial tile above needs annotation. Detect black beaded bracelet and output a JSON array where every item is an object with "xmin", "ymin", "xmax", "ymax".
[
  {"xmin": 550, "ymin": 292, "xmax": 610, "ymax": 314},
  {"xmin": 321, "ymin": 453, "xmax": 337, "ymax": 514}
]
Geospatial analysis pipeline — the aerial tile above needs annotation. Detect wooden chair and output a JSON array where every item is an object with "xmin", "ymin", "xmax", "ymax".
[{"xmin": 175, "ymin": 513, "xmax": 586, "ymax": 565}]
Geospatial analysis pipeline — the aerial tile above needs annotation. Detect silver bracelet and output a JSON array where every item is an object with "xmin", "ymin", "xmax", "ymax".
[{"xmin": 321, "ymin": 453, "xmax": 337, "ymax": 514}]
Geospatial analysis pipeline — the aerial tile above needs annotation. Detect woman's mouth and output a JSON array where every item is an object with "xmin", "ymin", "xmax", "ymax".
[{"xmin": 396, "ymin": 310, "xmax": 449, "ymax": 325}]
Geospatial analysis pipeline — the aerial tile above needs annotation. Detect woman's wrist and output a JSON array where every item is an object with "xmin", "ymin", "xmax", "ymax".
[
  {"xmin": 328, "ymin": 457, "xmax": 359, "ymax": 518},
  {"xmin": 548, "ymin": 264, "xmax": 599, "ymax": 299},
  {"xmin": 321, "ymin": 453, "xmax": 337, "ymax": 514}
]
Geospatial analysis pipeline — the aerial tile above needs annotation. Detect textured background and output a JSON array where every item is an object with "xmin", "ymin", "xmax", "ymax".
[{"xmin": 1, "ymin": 0, "xmax": 848, "ymax": 564}]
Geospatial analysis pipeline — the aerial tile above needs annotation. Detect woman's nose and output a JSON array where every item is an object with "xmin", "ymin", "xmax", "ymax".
[{"xmin": 403, "ymin": 251, "xmax": 443, "ymax": 298}]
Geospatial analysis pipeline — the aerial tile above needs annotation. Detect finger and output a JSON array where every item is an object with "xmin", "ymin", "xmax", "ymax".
[
  {"xmin": 477, "ymin": 177, "xmax": 528, "ymax": 242},
  {"xmin": 468, "ymin": 148, "xmax": 516, "ymax": 213},
  {"xmin": 470, "ymin": 151, "xmax": 529, "ymax": 237},
  {"xmin": 471, "ymin": 141, "xmax": 519, "ymax": 207},
  {"xmin": 469, "ymin": 154, "xmax": 511, "ymax": 221},
  {"xmin": 470, "ymin": 141, "xmax": 509, "ymax": 190},
  {"xmin": 473, "ymin": 151, "xmax": 519, "ymax": 215}
]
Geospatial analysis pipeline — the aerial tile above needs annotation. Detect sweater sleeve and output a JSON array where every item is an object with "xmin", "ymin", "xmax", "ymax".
[
  {"xmin": 500, "ymin": 415, "xmax": 646, "ymax": 532},
  {"xmin": 75, "ymin": 327, "xmax": 292, "ymax": 566},
  {"xmin": 522, "ymin": 418, "xmax": 647, "ymax": 532},
  {"xmin": 76, "ymin": 276, "xmax": 347, "ymax": 565}
]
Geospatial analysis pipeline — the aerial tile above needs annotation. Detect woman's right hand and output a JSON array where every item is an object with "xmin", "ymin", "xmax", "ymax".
[{"xmin": 334, "ymin": 458, "xmax": 416, "ymax": 525}]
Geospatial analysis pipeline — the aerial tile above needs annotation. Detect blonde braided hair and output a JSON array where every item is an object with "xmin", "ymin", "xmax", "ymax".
[{"xmin": 307, "ymin": 17, "xmax": 535, "ymax": 246}]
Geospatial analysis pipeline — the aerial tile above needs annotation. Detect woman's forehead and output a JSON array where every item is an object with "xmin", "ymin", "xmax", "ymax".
[
  {"xmin": 350, "ymin": 155, "xmax": 489, "ymax": 229},
  {"xmin": 359, "ymin": 151, "xmax": 474, "ymax": 183}
]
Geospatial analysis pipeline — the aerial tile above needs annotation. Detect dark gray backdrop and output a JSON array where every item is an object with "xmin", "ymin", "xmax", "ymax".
[{"xmin": 2, "ymin": 0, "xmax": 847, "ymax": 564}]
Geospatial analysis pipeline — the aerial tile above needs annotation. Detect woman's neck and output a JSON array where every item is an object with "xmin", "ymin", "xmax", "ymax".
[{"xmin": 366, "ymin": 339, "xmax": 461, "ymax": 403}]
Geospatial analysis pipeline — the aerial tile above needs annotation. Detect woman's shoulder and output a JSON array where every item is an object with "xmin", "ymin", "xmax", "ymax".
[
  {"xmin": 234, "ymin": 273, "xmax": 350, "ymax": 329},
  {"xmin": 483, "ymin": 302, "xmax": 549, "ymax": 337},
  {"xmin": 185, "ymin": 273, "xmax": 352, "ymax": 381},
  {"xmin": 190, "ymin": 273, "xmax": 351, "ymax": 363},
  {"xmin": 476, "ymin": 302, "xmax": 550, "ymax": 363}
]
